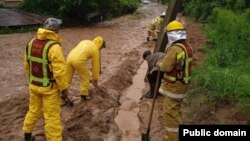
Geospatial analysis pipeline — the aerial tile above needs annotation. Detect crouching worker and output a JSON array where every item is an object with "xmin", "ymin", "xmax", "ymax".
[
  {"xmin": 142, "ymin": 50, "xmax": 164, "ymax": 99},
  {"xmin": 146, "ymin": 12, "xmax": 165, "ymax": 42},
  {"xmin": 23, "ymin": 17, "xmax": 68, "ymax": 141},
  {"xmin": 65, "ymin": 36, "xmax": 106, "ymax": 101}
]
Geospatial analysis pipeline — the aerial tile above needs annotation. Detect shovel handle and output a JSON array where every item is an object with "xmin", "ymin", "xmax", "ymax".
[
  {"xmin": 90, "ymin": 81, "xmax": 120, "ymax": 106},
  {"xmin": 66, "ymin": 97, "xmax": 74, "ymax": 107},
  {"xmin": 146, "ymin": 71, "xmax": 161, "ymax": 134}
]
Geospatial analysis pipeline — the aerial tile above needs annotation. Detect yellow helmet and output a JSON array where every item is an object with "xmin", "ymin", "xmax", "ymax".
[{"xmin": 165, "ymin": 20, "xmax": 184, "ymax": 31}]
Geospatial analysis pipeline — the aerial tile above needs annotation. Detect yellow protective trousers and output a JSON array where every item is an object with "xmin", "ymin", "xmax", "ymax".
[
  {"xmin": 23, "ymin": 84, "xmax": 62, "ymax": 141},
  {"xmin": 147, "ymin": 30, "xmax": 157, "ymax": 40},
  {"xmin": 147, "ymin": 23, "xmax": 157, "ymax": 40},
  {"xmin": 65, "ymin": 59, "xmax": 90, "ymax": 96},
  {"xmin": 163, "ymin": 95, "xmax": 183, "ymax": 141}
]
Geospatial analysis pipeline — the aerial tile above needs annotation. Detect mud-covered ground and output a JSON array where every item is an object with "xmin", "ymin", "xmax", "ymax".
[
  {"xmin": 0, "ymin": 1, "xmax": 247, "ymax": 141},
  {"xmin": 0, "ymin": 2, "xmax": 165, "ymax": 140}
]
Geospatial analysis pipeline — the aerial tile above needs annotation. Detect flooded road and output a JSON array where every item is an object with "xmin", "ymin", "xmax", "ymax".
[
  {"xmin": 0, "ymin": 1, "xmax": 214, "ymax": 140},
  {"xmin": 0, "ymin": 2, "xmax": 166, "ymax": 102},
  {"xmin": 115, "ymin": 61, "xmax": 148, "ymax": 141},
  {"xmin": 0, "ymin": 2, "xmax": 168, "ymax": 140},
  {"xmin": 0, "ymin": 8, "xmax": 46, "ymax": 26}
]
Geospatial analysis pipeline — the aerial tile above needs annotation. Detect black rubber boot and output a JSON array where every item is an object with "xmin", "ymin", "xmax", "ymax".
[
  {"xmin": 24, "ymin": 133, "xmax": 35, "ymax": 141},
  {"xmin": 144, "ymin": 91, "xmax": 152, "ymax": 99},
  {"xmin": 145, "ymin": 83, "xmax": 157, "ymax": 99},
  {"xmin": 145, "ymin": 91, "xmax": 153, "ymax": 99}
]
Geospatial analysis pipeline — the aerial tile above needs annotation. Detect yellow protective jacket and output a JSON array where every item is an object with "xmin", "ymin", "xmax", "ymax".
[
  {"xmin": 24, "ymin": 28, "xmax": 67, "ymax": 91},
  {"xmin": 66, "ymin": 36, "xmax": 103, "ymax": 81},
  {"xmin": 159, "ymin": 44, "xmax": 191, "ymax": 94},
  {"xmin": 147, "ymin": 16, "xmax": 164, "ymax": 33}
]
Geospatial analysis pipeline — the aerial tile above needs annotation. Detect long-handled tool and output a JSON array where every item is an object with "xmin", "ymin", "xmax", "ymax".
[
  {"xmin": 65, "ymin": 96, "xmax": 74, "ymax": 107},
  {"xmin": 90, "ymin": 81, "xmax": 121, "ymax": 106},
  {"xmin": 61, "ymin": 96, "xmax": 74, "ymax": 107},
  {"xmin": 141, "ymin": 71, "xmax": 161, "ymax": 141}
]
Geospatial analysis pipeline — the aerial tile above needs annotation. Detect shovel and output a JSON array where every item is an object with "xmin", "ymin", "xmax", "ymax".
[
  {"xmin": 61, "ymin": 96, "xmax": 74, "ymax": 107},
  {"xmin": 65, "ymin": 96, "xmax": 74, "ymax": 107},
  {"xmin": 141, "ymin": 71, "xmax": 161, "ymax": 141}
]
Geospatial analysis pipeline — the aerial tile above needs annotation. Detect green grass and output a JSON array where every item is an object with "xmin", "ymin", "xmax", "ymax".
[
  {"xmin": 191, "ymin": 8, "xmax": 250, "ymax": 118},
  {"xmin": 0, "ymin": 25, "xmax": 39, "ymax": 34}
]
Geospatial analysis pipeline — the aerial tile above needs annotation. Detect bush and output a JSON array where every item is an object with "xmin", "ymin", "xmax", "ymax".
[
  {"xmin": 205, "ymin": 9, "xmax": 250, "ymax": 67},
  {"xmin": 19, "ymin": 0, "xmax": 140, "ymax": 22},
  {"xmin": 182, "ymin": 0, "xmax": 247, "ymax": 21},
  {"xmin": 192, "ymin": 8, "xmax": 250, "ymax": 110},
  {"xmin": 19, "ymin": 0, "xmax": 61, "ymax": 16},
  {"xmin": 161, "ymin": 0, "xmax": 170, "ymax": 4},
  {"xmin": 97, "ymin": 0, "xmax": 139, "ymax": 18}
]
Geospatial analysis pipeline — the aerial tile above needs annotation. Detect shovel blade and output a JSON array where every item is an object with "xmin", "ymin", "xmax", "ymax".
[{"xmin": 141, "ymin": 133, "xmax": 150, "ymax": 141}]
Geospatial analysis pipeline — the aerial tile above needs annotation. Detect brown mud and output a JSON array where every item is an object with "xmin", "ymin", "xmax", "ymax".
[
  {"xmin": 0, "ymin": 1, "xmax": 247, "ymax": 141},
  {"xmin": 0, "ymin": 2, "xmax": 165, "ymax": 140}
]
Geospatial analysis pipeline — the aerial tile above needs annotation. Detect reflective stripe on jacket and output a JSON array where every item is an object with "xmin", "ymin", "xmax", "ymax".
[
  {"xmin": 159, "ymin": 87, "xmax": 187, "ymax": 99},
  {"xmin": 27, "ymin": 38, "xmax": 56, "ymax": 87},
  {"xmin": 24, "ymin": 28, "xmax": 67, "ymax": 91},
  {"xmin": 163, "ymin": 42, "xmax": 193, "ymax": 84}
]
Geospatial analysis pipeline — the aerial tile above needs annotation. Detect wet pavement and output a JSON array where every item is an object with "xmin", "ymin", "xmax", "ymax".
[{"xmin": 0, "ymin": 8, "xmax": 47, "ymax": 27}]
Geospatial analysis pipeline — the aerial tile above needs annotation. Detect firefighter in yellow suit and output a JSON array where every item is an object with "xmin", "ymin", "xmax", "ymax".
[
  {"xmin": 23, "ymin": 18, "xmax": 68, "ymax": 141},
  {"xmin": 65, "ymin": 36, "xmax": 105, "ymax": 100},
  {"xmin": 157, "ymin": 20, "xmax": 193, "ymax": 141},
  {"xmin": 146, "ymin": 12, "xmax": 165, "ymax": 42}
]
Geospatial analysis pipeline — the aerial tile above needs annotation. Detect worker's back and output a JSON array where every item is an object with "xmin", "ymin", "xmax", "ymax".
[{"xmin": 67, "ymin": 40, "xmax": 98, "ymax": 62}]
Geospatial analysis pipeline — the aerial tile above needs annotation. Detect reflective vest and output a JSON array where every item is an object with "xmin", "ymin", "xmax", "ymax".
[
  {"xmin": 26, "ymin": 38, "xmax": 56, "ymax": 87},
  {"xmin": 163, "ymin": 42, "xmax": 193, "ymax": 84}
]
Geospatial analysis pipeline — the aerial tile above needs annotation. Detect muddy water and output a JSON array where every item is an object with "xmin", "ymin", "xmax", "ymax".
[
  {"xmin": 114, "ymin": 61, "xmax": 148, "ymax": 141},
  {"xmin": 0, "ymin": 2, "xmax": 167, "ymax": 140}
]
